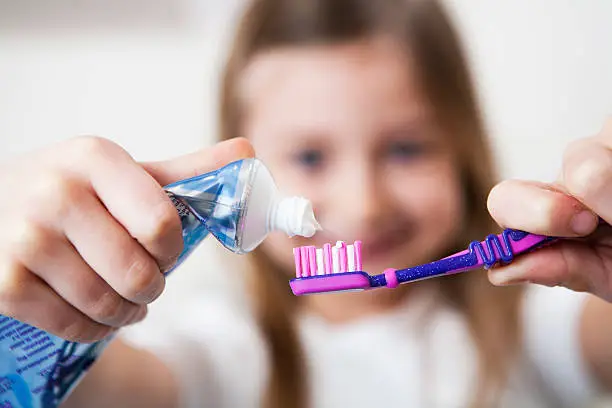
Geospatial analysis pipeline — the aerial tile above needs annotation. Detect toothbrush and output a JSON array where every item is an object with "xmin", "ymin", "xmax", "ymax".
[{"xmin": 289, "ymin": 229, "xmax": 557, "ymax": 295}]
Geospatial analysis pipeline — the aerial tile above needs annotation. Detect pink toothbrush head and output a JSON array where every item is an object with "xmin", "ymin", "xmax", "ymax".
[
  {"xmin": 289, "ymin": 229, "xmax": 558, "ymax": 296},
  {"xmin": 290, "ymin": 240, "xmax": 377, "ymax": 295}
]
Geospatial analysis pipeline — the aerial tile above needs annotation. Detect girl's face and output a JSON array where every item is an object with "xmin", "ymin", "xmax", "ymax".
[{"xmin": 240, "ymin": 38, "xmax": 464, "ymax": 279}]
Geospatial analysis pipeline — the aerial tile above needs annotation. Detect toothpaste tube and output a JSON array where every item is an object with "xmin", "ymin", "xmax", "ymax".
[{"xmin": 0, "ymin": 158, "xmax": 320, "ymax": 408}]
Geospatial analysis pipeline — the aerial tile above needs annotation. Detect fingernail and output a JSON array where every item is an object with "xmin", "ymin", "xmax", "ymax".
[
  {"xmin": 160, "ymin": 255, "xmax": 179, "ymax": 274},
  {"xmin": 489, "ymin": 267, "xmax": 526, "ymax": 286},
  {"xmin": 571, "ymin": 210, "xmax": 598, "ymax": 235}
]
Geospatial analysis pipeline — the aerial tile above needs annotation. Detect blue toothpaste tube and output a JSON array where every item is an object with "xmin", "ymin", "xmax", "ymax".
[{"xmin": 0, "ymin": 158, "xmax": 319, "ymax": 408}]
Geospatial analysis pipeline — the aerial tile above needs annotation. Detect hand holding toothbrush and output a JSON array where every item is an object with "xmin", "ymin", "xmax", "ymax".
[
  {"xmin": 488, "ymin": 119, "xmax": 612, "ymax": 302},
  {"xmin": 288, "ymin": 119, "xmax": 612, "ymax": 302}
]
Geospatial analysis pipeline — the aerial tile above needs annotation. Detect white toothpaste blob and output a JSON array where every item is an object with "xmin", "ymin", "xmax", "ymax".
[{"xmin": 273, "ymin": 196, "xmax": 322, "ymax": 237}]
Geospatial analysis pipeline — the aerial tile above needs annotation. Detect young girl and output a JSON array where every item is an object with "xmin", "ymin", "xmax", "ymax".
[
  {"xmin": 1, "ymin": 0, "xmax": 611, "ymax": 407},
  {"xmin": 215, "ymin": 0, "xmax": 526, "ymax": 406}
]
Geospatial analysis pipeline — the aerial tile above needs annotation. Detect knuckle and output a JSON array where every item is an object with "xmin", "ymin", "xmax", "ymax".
[
  {"xmin": 137, "ymin": 305, "xmax": 149, "ymax": 321},
  {"xmin": 70, "ymin": 135, "xmax": 126, "ymax": 162},
  {"xmin": 57, "ymin": 316, "xmax": 111, "ymax": 343},
  {"xmin": 9, "ymin": 221, "xmax": 53, "ymax": 262},
  {"xmin": 563, "ymin": 275, "xmax": 591, "ymax": 293},
  {"xmin": 147, "ymin": 202, "xmax": 181, "ymax": 244},
  {"xmin": 562, "ymin": 138, "xmax": 591, "ymax": 163},
  {"xmin": 564, "ymin": 149, "xmax": 612, "ymax": 201},
  {"xmin": 55, "ymin": 318, "xmax": 87, "ymax": 342},
  {"xmin": 38, "ymin": 172, "xmax": 82, "ymax": 220},
  {"xmin": 89, "ymin": 290, "xmax": 125, "ymax": 324},
  {"xmin": 140, "ymin": 201, "xmax": 183, "ymax": 264},
  {"xmin": 0, "ymin": 260, "xmax": 29, "ymax": 310},
  {"xmin": 123, "ymin": 254, "xmax": 164, "ymax": 302}
]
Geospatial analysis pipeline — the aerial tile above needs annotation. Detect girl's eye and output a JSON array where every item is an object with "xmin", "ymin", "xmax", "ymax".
[
  {"xmin": 294, "ymin": 149, "xmax": 325, "ymax": 170},
  {"xmin": 386, "ymin": 140, "xmax": 427, "ymax": 162}
]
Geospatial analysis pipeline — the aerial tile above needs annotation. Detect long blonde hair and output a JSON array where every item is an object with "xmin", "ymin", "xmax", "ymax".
[{"xmin": 219, "ymin": 0, "xmax": 524, "ymax": 407}]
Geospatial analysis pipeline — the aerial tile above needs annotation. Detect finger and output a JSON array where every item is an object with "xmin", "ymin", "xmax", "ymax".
[
  {"xmin": 0, "ymin": 263, "xmax": 114, "ymax": 343},
  {"xmin": 561, "ymin": 136, "xmax": 612, "ymax": 226},
  {"xmin": 595, "ymin": 117, "xmax": 612, "ymax": 145},
  {"xmin": 62, "ymin": 190, "xmax": 166, "ymax": 305},
  {"xmin": 63, "ymin": 136, "xmax": 183, "ymax": 271},
  {"xmin": 12, "ymin": 224, "xmax": 146, "ymax": 327},
  {"xmin": 488, "ymin": 179, "xmax": 598, "ymax": 237},
  {"xmin": 487, "ymin": 242, "xmax": 612, "ymax": 302},
  {"xmin": 141, "ymin": 137, "xmax": 255, "ymax": 186}
]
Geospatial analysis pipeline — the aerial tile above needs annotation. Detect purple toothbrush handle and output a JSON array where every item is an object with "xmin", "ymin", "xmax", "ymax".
[
  {"xmin": 471, "ymin": 229, "xmax": 555, "ymax": 269},
  {"xmin": 392, "ymin": 229, "xmax": 556, "ymax": 284}
]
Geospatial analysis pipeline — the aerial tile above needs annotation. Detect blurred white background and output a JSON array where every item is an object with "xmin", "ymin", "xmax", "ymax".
[{"xmin": 0, "ymin": 1, "xmax": 611, "ymax": 405}]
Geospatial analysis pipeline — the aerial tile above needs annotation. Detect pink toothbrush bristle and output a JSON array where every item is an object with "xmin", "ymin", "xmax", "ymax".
[
  {"xmin": 300, "ymin": 247, "xmax": 309, "ymax": 277},
  {"xmin": 293, "ymin": 240, "xmax": 363, "ymax": 277},
  {"xmin": 293, "ymin": 247, "xmax": 302, "ymax": 278},
  {"xmin": 338, "ymin": 242, "xmax": 348, "ymax": 272},
  {"xmin": 308, "ymin": 246, "xmax": 317, "ymax": 276},
  {"xmin": 353, "ymin": 241, "xmax": 363, "ymax": 271},
  {"xmin": 323, "ymin": 243, "xmax": 332, "ymax": 274}
]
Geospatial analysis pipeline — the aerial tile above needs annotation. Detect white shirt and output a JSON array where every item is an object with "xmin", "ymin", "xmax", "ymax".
[{"xmin": 122, "ymin": 284, "xmax": 598, "ymax": 408}]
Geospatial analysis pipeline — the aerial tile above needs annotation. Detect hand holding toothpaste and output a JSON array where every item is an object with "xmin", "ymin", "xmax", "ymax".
[
  {"xmin": 488, "ymin": 119, "xmax": 612, "ymax": 302},
  {"xmin": 0, "ymin": 136, "xmax": 255, "ymax": 342}
]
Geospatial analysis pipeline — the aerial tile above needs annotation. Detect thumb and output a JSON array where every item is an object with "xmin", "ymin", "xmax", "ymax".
[
  {"xmin": 487, "ymin": 179, "xmax": 599, "ymax": 237},
  {"xmin": 141, "ymin": 138, "xmax": 255, "ymax": 186}
]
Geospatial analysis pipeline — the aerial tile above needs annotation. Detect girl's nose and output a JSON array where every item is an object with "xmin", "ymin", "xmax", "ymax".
[{"xmin": 327, "ymin": 162, "xmax": 390, "ymax": 231}]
